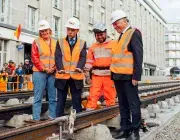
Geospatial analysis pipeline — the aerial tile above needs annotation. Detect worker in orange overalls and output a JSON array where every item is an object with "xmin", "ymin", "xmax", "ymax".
[{"xmin": 85, "ymin": 22, "xmax": 116, "ymax": 110}]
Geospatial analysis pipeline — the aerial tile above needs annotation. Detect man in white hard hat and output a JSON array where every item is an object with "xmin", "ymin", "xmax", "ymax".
[
  {"xmin": 110, "ymin": 10, "xmax": 143, "ymax": 140},
  {"xmin": 84, "ymin": 22, "xmax": 116, "ymax": 110},
  {"xmin": 55, "ymin": 17, "xmax": 87, "ymax": 117},
  {"xmin": 31, "ymin": 20, "xmax": 57, "ymax": 120}
]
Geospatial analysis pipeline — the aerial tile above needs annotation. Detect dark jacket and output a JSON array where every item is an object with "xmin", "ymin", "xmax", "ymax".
[
  {"xmin": 23, "ymin": 63, "xmax": 33, "ymax": 74},
  {"xmin": 111, "ymin": 27, "xmax": 143, "ymax": 81},
  {"xmin": 54, "ymin": 36, "xmax": 87, "ymax": 90}
]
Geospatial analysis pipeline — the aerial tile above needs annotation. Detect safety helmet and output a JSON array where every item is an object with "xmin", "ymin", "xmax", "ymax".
[
  {"xmin": 65, "ymin": 17, "xmax": 80, "ymax": 29},
  {"xmin": 38, "ymin": 20, "xmax": 51, "ymax": 31},
  {"xmin": 93, "ymin": 22, "xmax": 107, "ymax": 33},
  {"xmin": 111, "ymin": 10, "xmax": 127, "ymax": 24}
]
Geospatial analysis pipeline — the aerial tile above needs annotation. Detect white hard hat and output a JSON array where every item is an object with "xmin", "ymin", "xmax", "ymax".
[
  {"xmin": 93, "ymin": 22, "xmax": 106, "ymax": 32},
  {"xmin": 38, "ymin": 20, "xmax": 51, "ymax": 31},
  {"xmin": 65, "ymin": 17, "xmax": 80, "ymax": 29},
  {"xmin": 111, "ymin": 10, "xmax": 127, "ymax": 24}
]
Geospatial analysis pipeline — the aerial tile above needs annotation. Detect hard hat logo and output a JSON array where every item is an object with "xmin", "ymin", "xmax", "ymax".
[
  {"xmin": 38, "ymin": 20, "xmax": 51, "ymax": 31},
  {"xmin": 65, "ymin": 17, "xmax": 80, "ymax": 29},
  {"xmin": 40, "ymin": 24, "xmax": 45, "ymax": 27},
  {"xmin": 69, "ymin": 21, "xmax": 75, "ymax": 25}
]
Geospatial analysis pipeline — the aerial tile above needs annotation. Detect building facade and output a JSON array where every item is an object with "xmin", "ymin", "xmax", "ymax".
[
  {"xmin": 0, "ymin": 0, "xmax": 166, "ymax": 76},
  {"xmin": 165, "ymin": 23, "xmax": 180, "ymax": 75}
]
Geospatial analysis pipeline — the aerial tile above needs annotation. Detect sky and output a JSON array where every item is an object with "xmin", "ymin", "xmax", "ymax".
[{"xmin": 155, "ymin": 0, "xmax": 180, "ymax": 23}]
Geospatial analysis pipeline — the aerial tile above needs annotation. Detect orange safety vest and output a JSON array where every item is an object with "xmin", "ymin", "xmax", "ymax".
[
  {"xmin": 0, "ymin": 72, "xmax": 8, "ymax": 82},
  {"xmin": 33, "ymin": 38, "xmax": 56, "ymax": 72},
  {"xmin": 55, "ymin": 38, "xmax": 85, "ymax": 80},
  {"xmin": 85, "ymin": 40, "xmax": 114, "ymax": 69},
  {"xmin": 110, "ymin": 28, "xmax": 135, "ymax": 74}
]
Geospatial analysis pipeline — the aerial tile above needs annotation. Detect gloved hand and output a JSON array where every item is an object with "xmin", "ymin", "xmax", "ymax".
[
  {"xmin": 75, "ymin": 68, "xmax": 82, "ymax": 73},
  {"xmin": 58, "ymin": 70, "xmax": 65, "ymax": 74},
  {"xmin": 84, "ymin": 67, "xmax": 90, "ymax": 72}
]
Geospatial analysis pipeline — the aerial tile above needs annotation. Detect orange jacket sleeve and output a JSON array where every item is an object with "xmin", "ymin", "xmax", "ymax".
[
  {"xmin": 31, "ymin": 41, "xmax": 45, "ymax": 71},
  {"xmin": 85, "ymin": 46, "xmax": 94, "ymax": 69}
]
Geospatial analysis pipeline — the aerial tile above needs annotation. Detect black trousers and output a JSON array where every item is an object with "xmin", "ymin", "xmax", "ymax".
[
  {"xmin": 114, "ymin": 80, "xmax": 141, "ymax": 131},
  {"xmin": 56, "ymin": 78, "xmax": 82, "ymax": 117}
]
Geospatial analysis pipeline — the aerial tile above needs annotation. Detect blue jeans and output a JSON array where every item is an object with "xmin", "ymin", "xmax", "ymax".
[
  {"xmin": 33, "ymin": 72, "xmax": 57, "ymax": 120},
  {"xmin": 7, "ymin": 77, "xmax": 13, "ymax": 90}
]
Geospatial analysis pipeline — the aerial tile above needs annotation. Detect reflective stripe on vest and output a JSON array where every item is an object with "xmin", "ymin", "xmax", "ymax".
[
  {"xmin": 94, "ymin": 47, "xmax": 111, "ymax": 58},
  {"xmin": 55, "ymin": 38, "xmax": 85, "ymax": 80},
  {"xmin": 33, "ymin": 38, "xmax": 56, "ymax": 72},
  {"xmin": 110, "ymin": 28, "xmax": 135, "ymax": 74},
  {"xmin": 85, "ymin": 40, "xmax": 113, "ymax": 69}
]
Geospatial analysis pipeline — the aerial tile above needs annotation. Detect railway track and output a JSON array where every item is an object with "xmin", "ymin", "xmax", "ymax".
[
  {"xmin": 0, "ymin": 80, "xmax": 180, "ymax": 139},
  {"xmin": 0, "ymin": 80, "xmax": 179, "ymax": 101}
]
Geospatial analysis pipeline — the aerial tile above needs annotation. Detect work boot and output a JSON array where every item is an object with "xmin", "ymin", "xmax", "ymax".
[
  {"xmin": 126, "ymin": 130, "xmax": 140, "ymax": 140},
  {"xmin": 113, "ymin": 130, "xmax": 131, "ymax": 139}
]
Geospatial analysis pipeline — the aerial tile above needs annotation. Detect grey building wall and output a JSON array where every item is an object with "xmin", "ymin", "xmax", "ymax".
[
  {"xmin": 165, "ymin": 23, "xmax": 180, "ymax": 75},
  {"xmin": 0, "ymin": 0, "xmax": 166, "ymax": 76}
]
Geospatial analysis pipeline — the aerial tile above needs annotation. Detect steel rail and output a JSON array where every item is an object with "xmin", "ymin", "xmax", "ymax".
[
  {"xmin": 1, "ymin": 87, "xmax": 180, "ymax": 139},
  {"xmin": 0, "ymin": 81, "xmax": 180, "ymax": 139},
  {"xmin": 0, "ymin": 105, "xmax": 119, "ymax": 140}
]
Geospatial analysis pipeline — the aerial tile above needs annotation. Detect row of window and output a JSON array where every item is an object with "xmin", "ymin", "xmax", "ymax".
[
  {"xmin": 0, "ymin": 40, "xmax": 7, "ymax": 68},
  {"xmin": 166, "ymin": 59, "xmax": 180, "ymax": 67},
  {"xmin": 165, "ymin": 35, "xmax": 180, "ymax": 41}
]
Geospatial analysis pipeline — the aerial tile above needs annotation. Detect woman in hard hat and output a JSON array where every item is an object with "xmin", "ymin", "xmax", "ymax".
[
  {"xmin": 31, "ymin": 20, "xmax": 57, "ymax": 120},
  {"xmin": 55, "ymin": 17, "xmax": 87, "ymax": 117}
]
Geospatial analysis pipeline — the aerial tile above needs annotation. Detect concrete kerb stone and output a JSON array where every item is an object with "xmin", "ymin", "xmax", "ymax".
[
  {"xmin": 165, "ymin": 98, "xmax": 175, "ymax": 107},
  {"xmin": 6, "ymin": 114, "xmax": 32, "ymax": 128},
  {"xmin": 74, "ymin": 124, "xmax": 114, "ymax": 140},
  {"xmin": 141, "ymin": 103, "xmax": 180, "ymax": 140},
  {"xmin": 24, "ymin": 97, "xmax": 34, "ymax": 104},
  {"xmin": 141, "ymin": 108, "xmax": 149, "ymax": 120},
  {"xmin": 173, "ymin": 96, "xmax": 180, "ymax": 103},
  {"xmin": 5, "ymin": 98, "xmax": 20, "ymax": 106}
]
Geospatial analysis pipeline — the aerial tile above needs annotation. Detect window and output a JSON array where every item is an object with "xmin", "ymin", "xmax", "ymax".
[
  {"xmin": 88, "ymin": 30, "xmax": 93, "ymax": 47},
  {"xmin": 0, "ymin": 0, "xmax": 5, "ymax": 13},
  {"xmin": 0, "ymin": 40, "xmax": 7, "ymax": 68},
  {"xmin": 0, "ymin": 0, "xmax": 8, "ymax": 23},
  {"xmin": 173, "ymin": 59, "xmax": 176, "ymax": 66},
  {"xmin": 54, "ymin": 0, "xmax": 60, "ymax": 9},
  {"xmin": 53, "ymin": 16, "xmax": 60, "ymax": 38},
  {"xmin": 165, "ymin": 35, "xmax": 168, "ymax": 41},
  {"xmin": 101, "ymin": 0, "xmax": 105, "ymax": 8},
  {"xmin": 73, "ymin": 0, "xmax": 79, "ymax": 17},
  {"xmin": 111, "ymin": 0, "xmax": 115, "ymax": 11},
  {"xmin": 172, "ymin": 35, "xmax": 176, "ymax": 41},
  {"xmin": 101, "ymin": 12, "xmax": 105, "ymax": 24},
  {"xmin": 28, "ymin": 6, "xmax": 36, "ymax": 31},
  {"xmin": 145, "ymin": 69, "xmax": 148, "ymax": 76},
  {"xmin": 89, "ymin": 5, "xmax": 93, "ymax": 24}
]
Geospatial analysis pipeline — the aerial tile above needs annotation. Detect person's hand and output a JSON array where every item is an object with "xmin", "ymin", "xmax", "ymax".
[
  {"xmin": 85, "ymin": 76, "xmax": 92, "ymax": 85},
  {"xmin": 47, "ymin": 69, "xmax": 53, "ymax": 74},
  {"xmin": 75, "ymin": 68, "xmax": 82, "ymax": 73},
  {"xmin": 58, "ymin": 70, "xmax": 65, "ymax": 74},
  {"xmin": 84, "ymin": 67, "xmax": 90, "ymax": 72},
  {"xmin": 132, "ymin": 79, "xmax": 138, "ymax": 86},
  {"xmin": 47, "ymin": 68, "xmax": 55, "ymax": 74}
]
